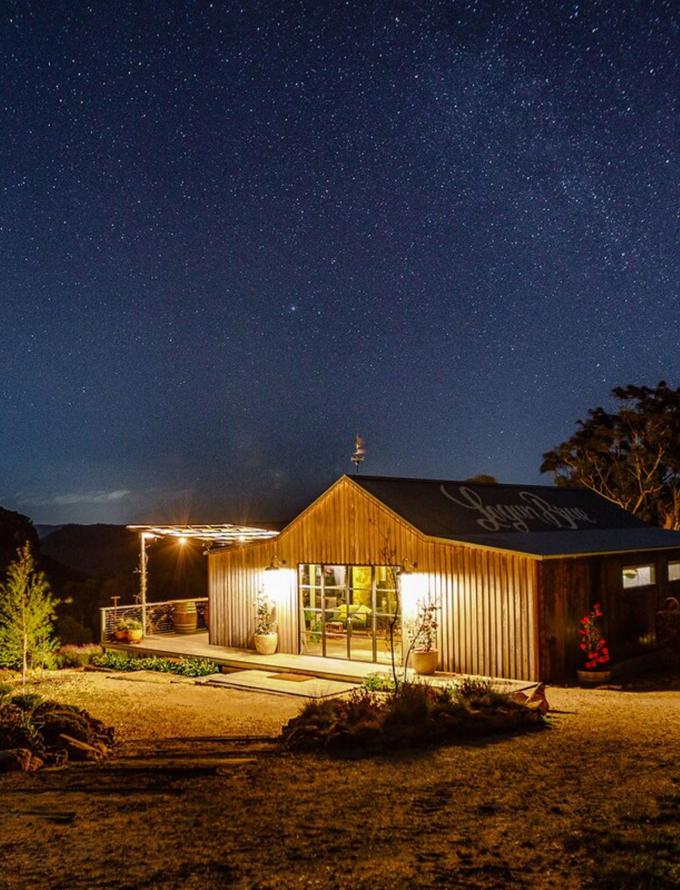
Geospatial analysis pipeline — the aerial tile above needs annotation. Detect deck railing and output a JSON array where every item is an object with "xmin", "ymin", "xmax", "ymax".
[{"xmin": 100, "ymin": 597, "xmax": 209, "ymax": 643}]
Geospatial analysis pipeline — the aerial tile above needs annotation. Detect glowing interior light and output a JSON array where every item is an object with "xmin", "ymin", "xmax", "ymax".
[{"xmin": 178, "ymin": 536, "xmax": 187, "ymax": 545}]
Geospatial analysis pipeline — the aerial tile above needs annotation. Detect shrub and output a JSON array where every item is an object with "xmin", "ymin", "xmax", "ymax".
[
  {"xmin": 450, "ymin": 677, "xmax": 510, "ymax": 710},
  {"xmin": 282, "ymin": 677, "xmax": 546, "ymax": 756},
  {"xmin": 383, "ymin": 682, "xmax": 431, "ymax": 730},
  {"xmin": 335, "ymin": 688, "xmax": 382, "ymax": 726},
  {"xmin": 90, "ymin": 651, "xmax": 218, "ymax": 677},
  {"xmin": 56, "ymin": 644, "xmax": 103, "ymax": 668},
  {"xmin": 55, "ymin": 615, "xmax": 92, "ymax": 645},
  {"xmin": 7, "ymin": 691, "xmax": 43, "ymax": 711},
  {"xmin": 361, "ymin": 672, "xmax": 395, "ymax": 692}
]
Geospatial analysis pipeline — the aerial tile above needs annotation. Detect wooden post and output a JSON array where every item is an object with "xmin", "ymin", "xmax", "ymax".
[{"xmin": 140, "ymin": 534, "xmax": 148, "ymax": 636}]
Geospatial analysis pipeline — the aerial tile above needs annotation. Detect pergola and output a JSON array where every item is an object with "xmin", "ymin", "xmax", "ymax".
[
  {"xmin": 127, "ymin": 524, "xmax": 280, "ymax": 544},
  {"xmin": 126, "ymin": 523, "xmax": 280, "ymax": 633}
]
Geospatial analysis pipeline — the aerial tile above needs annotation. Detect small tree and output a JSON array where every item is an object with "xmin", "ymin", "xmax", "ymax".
[{"xmin": 0, "ymin": 543, "xmax": 58, "ymax": 684}]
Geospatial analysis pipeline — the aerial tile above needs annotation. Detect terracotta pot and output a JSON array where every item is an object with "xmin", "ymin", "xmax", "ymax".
[
  {"xmin": 114, "ymin": 630, "xmax": 128, "ymax": 642},
  {"xmin": 577, "ymin": 669, "xmax": 612, "ymax": 686},
  {"xmin": 254, "ymin": 632, "xmax": 278, "ymax": 655},
  {"xmin": 411, "ymin": 649, "xmax": 439, "ymax": 675},
  {"xmin": 127, "ymin": 628, "xmax": 143, "ymax": 644},
  {"xmin": 173, "ymin": 601, "xmax": 198, "ymax": 634}
]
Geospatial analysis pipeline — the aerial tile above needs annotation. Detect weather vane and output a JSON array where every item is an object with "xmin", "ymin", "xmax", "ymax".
[{"xmin": 351, "ymin": 433, "xmax": 366, "ymax": 473}]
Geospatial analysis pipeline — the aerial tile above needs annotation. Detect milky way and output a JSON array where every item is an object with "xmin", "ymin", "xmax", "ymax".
[{"xmin": 1, "ymin": 1, "xmax": 678, "ymax": 523}]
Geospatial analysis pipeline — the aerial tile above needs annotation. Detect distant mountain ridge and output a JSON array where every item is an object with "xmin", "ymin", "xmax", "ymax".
[
  {"xmin": 35, "ymin": 524, "xmax": 64, "ymax": 539},
  {"xmin": 40, "ymin": 524, "xmax": 137, "ymax": 578}
]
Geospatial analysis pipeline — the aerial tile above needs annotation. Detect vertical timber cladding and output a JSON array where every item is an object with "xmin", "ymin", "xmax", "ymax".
[{"xmin": 208, "ymin": 476, "xmax": 540, "ymax": 680}]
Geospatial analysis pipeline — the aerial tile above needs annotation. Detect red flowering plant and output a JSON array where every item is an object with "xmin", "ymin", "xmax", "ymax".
[{"xmin": 579, "ymin": 603, "xmax": 610, "ymax": 669}]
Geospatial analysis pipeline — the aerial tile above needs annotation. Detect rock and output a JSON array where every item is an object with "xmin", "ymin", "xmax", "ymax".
[
  {"xmin": 0, "ymin": 748, "xmax": 34, "ymax": 772},
  {"xmin": 526, "ymin": 683, "xmax": 550, "ymax": 715},
  {"xmin": 91, "ymin": 740, "xmax": 111, "ymax": 756},
  {"xmin": 28, "ymin": 754, "xmax": 44, "ymax": 771},
  {"xmin": 37, "ymin": 710, "xmax": 91, "ymax": 746},
  {"xmin": 56, "ymin": 734, "xmax": 103, "ymax": 761},
  {"xmin": 284, "ymin": 725, "xmax": 322, "ymax": 752}
]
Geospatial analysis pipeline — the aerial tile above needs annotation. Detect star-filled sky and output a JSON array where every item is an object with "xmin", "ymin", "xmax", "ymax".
[{"xmin": 1, "ymin": 1, "xmax": 678, "ymax": 525}]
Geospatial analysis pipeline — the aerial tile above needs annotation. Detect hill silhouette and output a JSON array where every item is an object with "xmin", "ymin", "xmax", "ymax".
[{"xmin": 1, "ymin": 513, "xmax": 208, "ymax": 643}]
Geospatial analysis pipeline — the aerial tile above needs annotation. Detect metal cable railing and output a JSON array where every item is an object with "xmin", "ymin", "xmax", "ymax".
[{"xmin": 100, "ymin": 597, "xmax": 209, "ymax": 642}]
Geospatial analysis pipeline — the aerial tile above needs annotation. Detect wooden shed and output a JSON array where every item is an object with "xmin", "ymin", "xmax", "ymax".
[{"xmin": 208, "ymin": 475, "xmax": 680, "ymax": 682}]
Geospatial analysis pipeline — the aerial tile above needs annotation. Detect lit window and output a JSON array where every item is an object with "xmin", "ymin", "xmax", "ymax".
[
  {"xmin": 622, "ymin": 564, "xmax": 655, "ymax": 589},
  {"xmin": 668, "ymin": 561, "xmax": 680, "ymax": 582}
]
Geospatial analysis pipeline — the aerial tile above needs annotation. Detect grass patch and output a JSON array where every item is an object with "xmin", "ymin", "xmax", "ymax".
[{"xmin": 583, "ymin": 787, "xmax": 680, "ymax": 889}]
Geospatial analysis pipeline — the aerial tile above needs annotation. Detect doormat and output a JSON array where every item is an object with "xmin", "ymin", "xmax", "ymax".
[{"xmin": 267, "ymin": 672, "xmax": 316, "ymax": 683}]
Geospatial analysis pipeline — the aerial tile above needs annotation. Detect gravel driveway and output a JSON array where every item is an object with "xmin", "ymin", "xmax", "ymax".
[{"xmin": 1, "ymin": 670, "xmax": 678, "ymax": 889}]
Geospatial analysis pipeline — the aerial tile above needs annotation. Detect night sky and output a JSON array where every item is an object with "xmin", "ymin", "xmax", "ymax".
[{"xmin": 2, "ymin": 1, "xmax": 678, "ymax": 525}]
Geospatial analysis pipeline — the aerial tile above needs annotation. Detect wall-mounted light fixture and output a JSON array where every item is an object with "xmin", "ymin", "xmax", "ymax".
[
  {"xmin": 399, "ymin": 559, "xmax": 428, "ymax": 620},
  {"xmin": 264, "ymin": 556, "xmax": 290, "ymax": 603}
]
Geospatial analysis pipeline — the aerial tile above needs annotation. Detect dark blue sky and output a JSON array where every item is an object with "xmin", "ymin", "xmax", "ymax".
[{"xmin": 2, "ymin": 1, "xmax": 678, "ymax": 524}]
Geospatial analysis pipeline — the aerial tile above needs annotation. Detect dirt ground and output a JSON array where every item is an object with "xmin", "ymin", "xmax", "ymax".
[{"xmin": 1, "ymin": 670, "xmax": 679, "ymax": 889}]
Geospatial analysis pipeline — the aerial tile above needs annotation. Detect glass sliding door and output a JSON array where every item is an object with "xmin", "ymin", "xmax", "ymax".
[
  {"xmin": 299, "ymin": 564, "xmax": 323, "ymax": 656},
  {"xmin": 374, "ymin": 566, "xmax": 401, "ymax": 664},
  {"xmin": 298, "ymin": 564, "xmax": 400, "ymax": 664},
  {"xmin": 322, "ymin": 565, "xmax": 348, "ymax": 659}
]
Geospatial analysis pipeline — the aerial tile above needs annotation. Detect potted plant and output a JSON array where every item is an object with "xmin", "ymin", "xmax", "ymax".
[
  {"xmin": 254, "ymin": 589, "xmax": 278, "ymax": 655},
  {"xmin": 577, "ymin": 602, "xmax": 611, "ymax": 685},
  {"xmin": 126, "ymin": 618, "xmax": 143, "ymax": 644},
  {"xmin": 113, "ymin": 618, "xmax": 129, "ymax": 642},
  {"xmin": 407, "ymin": 599, "xmax": 440, "ymax": 675}
]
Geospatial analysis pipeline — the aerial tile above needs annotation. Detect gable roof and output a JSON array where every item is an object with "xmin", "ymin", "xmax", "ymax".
[{"xmin": 348, "ymin": 475, "xmax": 680, "ymax": 557}]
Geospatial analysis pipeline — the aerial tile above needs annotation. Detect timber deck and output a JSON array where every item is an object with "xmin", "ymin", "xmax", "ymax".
[{"xmin": 104, "ymin": 632, "xmax": 536, "ymax": 691}]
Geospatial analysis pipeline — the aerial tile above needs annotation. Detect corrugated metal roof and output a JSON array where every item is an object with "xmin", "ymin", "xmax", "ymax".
[{"xmin": 350, "ymin": 475, "xmax": 680, "ymax": 557}]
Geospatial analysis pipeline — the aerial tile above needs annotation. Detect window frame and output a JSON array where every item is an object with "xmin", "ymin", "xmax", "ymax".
[{"xmin": 621, "ymin": 563, "xmax": 656, "ymax": 590}]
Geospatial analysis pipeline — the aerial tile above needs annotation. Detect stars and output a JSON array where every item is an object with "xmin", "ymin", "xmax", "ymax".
[{"xmin": 0, "ymin": 0, "xmax": 676, "ymax": 520}]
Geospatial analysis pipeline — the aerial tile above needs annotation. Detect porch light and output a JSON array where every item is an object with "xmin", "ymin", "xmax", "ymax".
[
  {"xmin": 264, "ymin": 557, "xmax": 290, "ymax": 603},
  {"xmin": 399, "ymin": 561, "xmax": 428, "ymax": 621}
]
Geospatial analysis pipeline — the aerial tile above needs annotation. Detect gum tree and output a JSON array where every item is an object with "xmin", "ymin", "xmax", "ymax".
[{"xmin": 541, "ymin": 382, "xmax": 680, "ymax": 530}]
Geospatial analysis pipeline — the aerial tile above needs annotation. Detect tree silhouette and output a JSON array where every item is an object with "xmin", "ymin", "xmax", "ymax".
[{"xmin": 541, "ymin": 382, "xmax": 680, "ymax": 529}]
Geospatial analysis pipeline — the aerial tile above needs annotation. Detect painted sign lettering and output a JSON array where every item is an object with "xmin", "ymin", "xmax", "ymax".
[{"xmin": 440, "ymin": 485, "xmax": 596, "ymax": 533}]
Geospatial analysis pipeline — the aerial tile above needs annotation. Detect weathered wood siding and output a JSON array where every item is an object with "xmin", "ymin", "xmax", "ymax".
[
  {"xmin": 538, "ymin": 548, "xmax": 680, "ymax": 681},
  {"xmin": 209, "ymin": 476, "xmax": 539, "ymax": 680}
]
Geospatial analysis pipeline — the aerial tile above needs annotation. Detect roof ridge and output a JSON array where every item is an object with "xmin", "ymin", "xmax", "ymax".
[{"xmin": 350, "ymin": 473, "xmax": 582, "ymax": 491}]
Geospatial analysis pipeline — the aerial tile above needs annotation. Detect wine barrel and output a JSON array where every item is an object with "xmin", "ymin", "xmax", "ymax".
[{"xmin": 173, "ymin": 601, "xmax": 198, "ymax": 634}]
